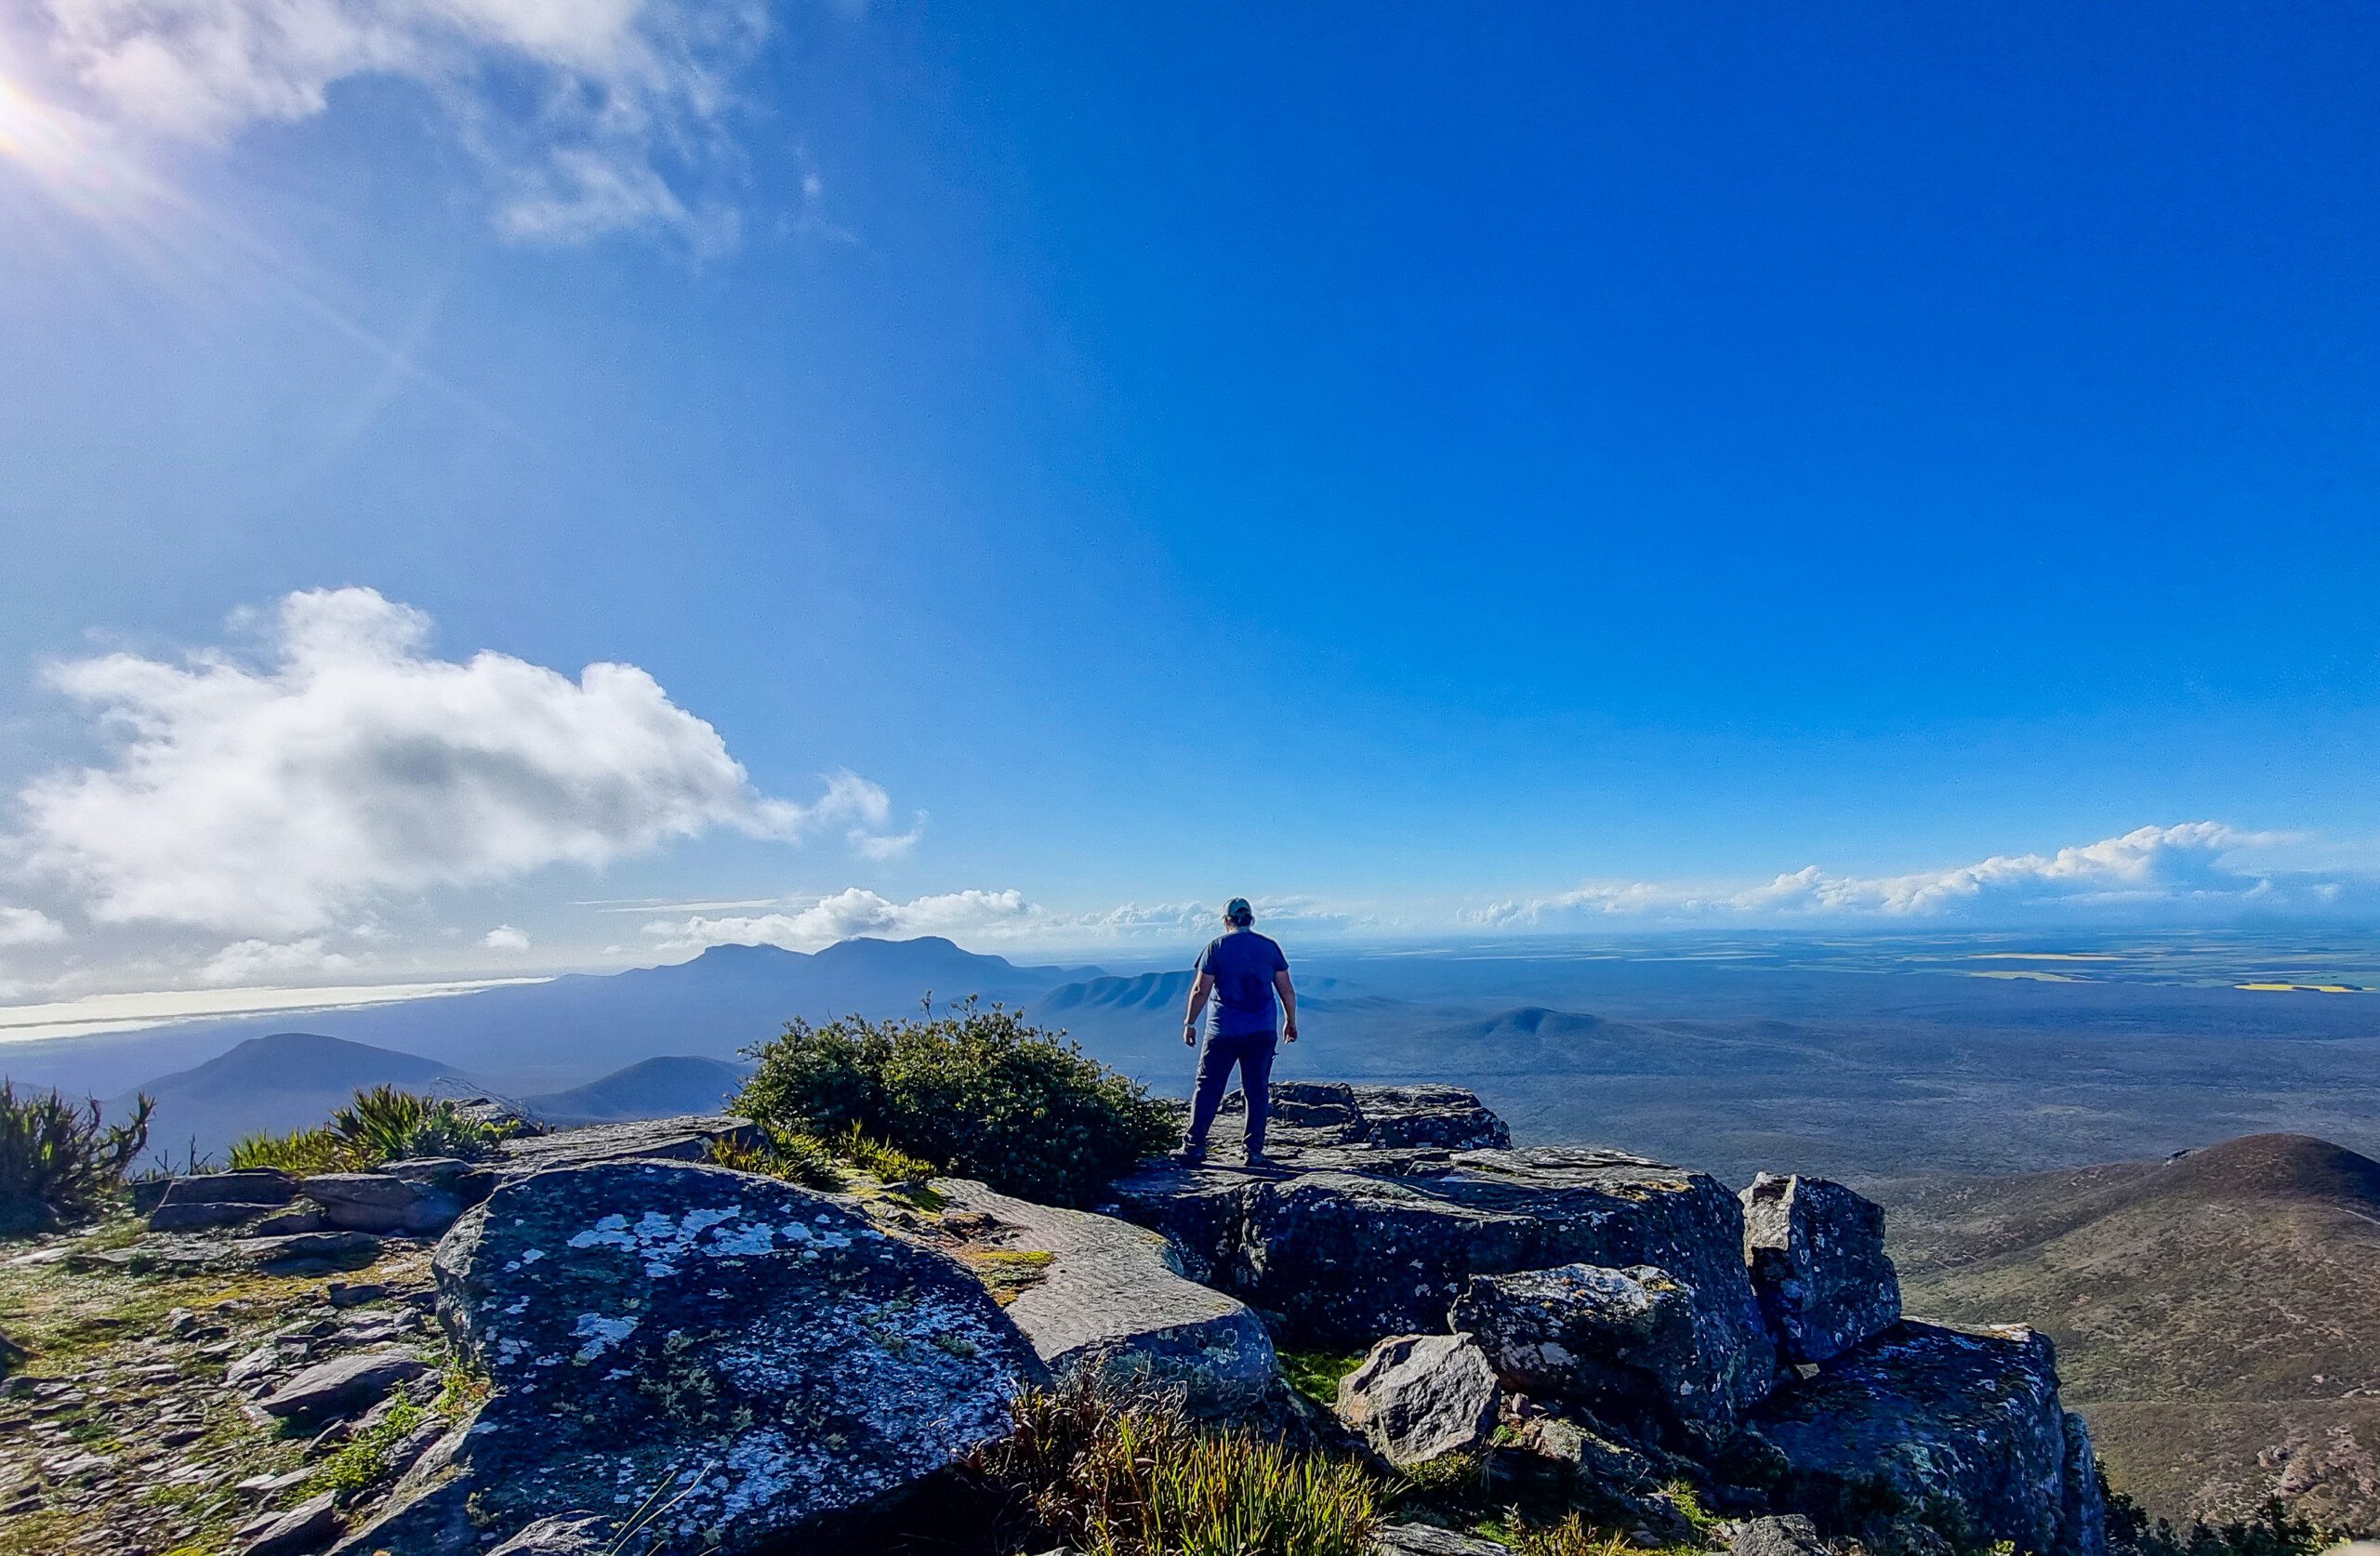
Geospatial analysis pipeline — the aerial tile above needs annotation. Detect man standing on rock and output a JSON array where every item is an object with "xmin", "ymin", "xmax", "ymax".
[{"xmin": 1177, "ymin": 897, "xmax": 1299, "ymax": 1167}]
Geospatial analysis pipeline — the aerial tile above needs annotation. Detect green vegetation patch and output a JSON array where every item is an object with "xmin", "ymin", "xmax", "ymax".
[
  {"xmin": 1279, "ymin": 1348, "xmax": 1368, "ymax": 1406},
  {"xmin": 735, "ymin": 1000, "xmax": 1175, "ymax": 1207},
  {"xmin": 231, "ymin": 1085, "xmax": 514, "ymax": 1173},
  {"xmin": 0, "ymin": 1082, "xmax": 152, "ymax": 1235}
]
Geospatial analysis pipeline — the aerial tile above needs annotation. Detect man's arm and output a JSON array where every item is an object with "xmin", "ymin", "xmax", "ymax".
[
  {"xmin": 1274, "ymin": 968, "xmax": 1299, "ymax": 1042},
  {"xmin": 1183, "ymin": 971, "xmax": 1214, "ymax": 1047}
]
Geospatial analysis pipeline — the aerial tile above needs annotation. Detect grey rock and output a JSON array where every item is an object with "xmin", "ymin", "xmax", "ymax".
[
  {"xmin": 487, "ymin": 1514, "xmax": 613, "ymax": 1555},
  {"xmin": 1454, "ymin": 1260, "xmax": 1770, "ymax": 1445},
  {"xmin": 1745, "ymin": 1321, "xmax": 2107, "ymax": 1556},
  {"xmin": 326, "ymin": 1281, "xmax": 389, "ymax": 1309},
  {"xmin": 1117, "ymin": 1131, "xmax": 1772, "ymax": 1380},
  {"xmin": 1335, "ymin": 1333, "xmax": 1500, "ymax": 1467},
  {"xmin": 445, "ymin": 1096, "xmax": 543, "ymax": 1135},
  {"xmin": 150, "ymin": 1200, "xmax": 279, "ymax": 1233},
  {"xmin": 298, "ymin": 1173, "xmax": 464, "ymax": 1235},
  {"xmin": 354, "ymin": 1158, "xmax": 1042, "ymax": 1555},
  {"xmin": 936, "ymin": 1179, "xmax": 1277, "ymax": 1422},
  {"xmin": 1218, "ymin": 1082, "xmax": 1514, "ymax": 1154},
  {"xmin": 250, "ymin": 1207, "xmax": 332, "ymax": 1236},
  {"xmin": 1728, "ymin": 1514, "xmax": 1831, "ymax": 1556},
  {"xmin": 223, "ymin": 1345, "xmax": 285, "ymax": 1390},
  {"xmin": 148, "ymin": 1170, "xmax": 298, "ymax": 1232},
  {"xmin": 1505, "ymin": 1412, "xmax": 1666, "ymax": 1491},
  {"xmin": 235, "ymin": 1230, "xmax": 385, "ymax": 1271},
  {"xmin": 1740, "ymin": 1174, "xmax": 1900, "ymax": 1366},
  {"xmin": 254, "ymin": 1349, "xmax": 430, "ymax": 1419},
  {"xmin": 492, "ymin": 1114, "xmax": 761, "ymax": 1175},
  {"xmin": 1373, "ymin": 1524, "xmax": 1512, "ymax": 1555},
  {"xmin": 237, "ymin": 1490, "xmax": 340, "ymax": 1556}
]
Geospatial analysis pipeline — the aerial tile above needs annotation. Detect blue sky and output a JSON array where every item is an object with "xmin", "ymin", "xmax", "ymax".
[{"xmin": 1, "ymin": 3, "xmax": 2376, "ymax": 1003}]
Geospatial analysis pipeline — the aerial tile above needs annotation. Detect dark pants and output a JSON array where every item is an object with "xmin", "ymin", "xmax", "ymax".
[{"xmin": 1187, "ymin": 1029, "xmax": 1278, "ymax": 1154}]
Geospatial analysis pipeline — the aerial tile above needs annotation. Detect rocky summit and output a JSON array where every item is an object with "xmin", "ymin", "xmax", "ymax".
[{"xmin": 0, "ymin": 1082, "xmax": 2114, "ymax": 1556}]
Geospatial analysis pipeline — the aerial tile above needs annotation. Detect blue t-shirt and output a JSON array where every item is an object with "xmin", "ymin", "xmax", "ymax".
[{"xmin": 1196, "ymin": 930, "xmax": 1289, "ymax": 1036}]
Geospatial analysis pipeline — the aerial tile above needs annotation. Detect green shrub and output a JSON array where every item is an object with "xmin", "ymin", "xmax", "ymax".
[
  {"xmin": 229, "ymin": 1086, "xmax": 509, "ymax": 1173},
  {"xmin": 972, "ymin": 1374, "xmax": 1378, "ymax": 1556},
  {"xmin": 0, "ymin": 1084, "xmax": 152, "ymax": 1234},
  {"xmin": 737, "ymin": 1002, "xmax": 1176, "ymax": 1207}
]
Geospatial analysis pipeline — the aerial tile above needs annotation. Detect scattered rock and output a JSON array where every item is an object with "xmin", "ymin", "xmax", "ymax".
[
  {"xmin": 253, "ymin": 1349, "xmax": 430, "ymax": 1420},
  {"xmin": 1744, "ymin": 1321, "xmax": 2106, "ymax": 1556},
  {"xmin": 1454, "ymin": 1260, "xmax": 1770, "ymax": 1444},
  {"xmin": 298, "ymin": 1173, "xmax": 464, "ymax": 1236},
  {"xmin": 1374, "ymin": 1524, "xmax": 1513, "ymax": 1555},
  {"xmin": 1335, "ymin": 1332, "xmax": 1500, "ymax": 1467},
  {"xmin": 237, "ymin": 1490, "xmax": 340, "ymax": 1556},
  {"xmin": 935, "ymin": 1179, "xmax": 1278, "ymax": 1423},
  {"xmin": 325, "ymin": 1281, "xmax": 390, "ymax": 1309},
  {"xmin": 249, "ymin": 1207, "xmax": 332, "ymax": 1236},
  {"xmin": 1506, "ymin": 1412, "xmax": 1666, "ymax": 1490},
  {"xmin": 346, "ymin": 1158, "xmax": 1043, "ymax": 1555},
  {"xmin": 1726, "ymin": 1513, "xmax": 1831, "ymax": 1556},
  {"xmin": 487, "ymin": 1514, "xmax": 614, "ymax": 1555},
  {"xmin": 1739, "ymin": 1174, "xmax": 1899, "ymax": 1366},
  {"xmin": 235, "ymin": 1231, "xmax": 385, "ymax": 1272}
]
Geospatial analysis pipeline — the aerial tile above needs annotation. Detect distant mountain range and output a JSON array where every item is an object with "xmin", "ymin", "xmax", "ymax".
[
  {"xmin": 1878, "ymin": 1134, "xmax": 2380, "ymax": 1532},
  {"xmin": 519, "ymin": 1056, "xmax": 750, "ymax": 1126}
]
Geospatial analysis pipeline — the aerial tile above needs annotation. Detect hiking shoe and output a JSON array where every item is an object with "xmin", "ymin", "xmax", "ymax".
[
  {"xmin": 1170, "ymin": 1144, "xmax": 1208, "ymax": 1165},
  {"xmin": 1242, "ymin": 1152, "xmax": 1279, "ymax": 1170}
]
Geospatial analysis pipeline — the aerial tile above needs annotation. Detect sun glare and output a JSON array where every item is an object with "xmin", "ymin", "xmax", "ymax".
[{"xmin": 0, "ymin": 72, "xmax": 148, "ymax": 217}]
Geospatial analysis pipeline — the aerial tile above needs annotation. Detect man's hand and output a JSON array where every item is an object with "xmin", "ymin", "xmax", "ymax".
[
  {"xmin": 1183, "ymin": 1022, "xmax": 1197, "ymax": 1048},
  {"xmin": 1283, "ymin": 1019, "xmax": 1300, "ymax": 1043}
]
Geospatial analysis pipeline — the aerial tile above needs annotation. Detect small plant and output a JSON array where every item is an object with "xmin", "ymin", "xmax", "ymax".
[
  {"xmin": 830, "ymin": 1121, "xmax": 936, "ymax": 1185},
  {"xmin": 971, "ymin": 1373, "xmax": 1379, "ymax": 1556},
  {"xmin": 707, "ymin": 1127, "xmax": 844, "ymax": 1191},
  {"xmin": 0, "ymin": 1084, "xmax": 152, "ymax": 1234},
  {"xmin": 1508, "ymin": 1511, "xmax": 1636, "ymax": 1556},
  {"xmin": 1279, "ymin": 1349, "xmax": 1368, "ymax": 1406},
  {"xmin": 737, "ymin": 1000, "xmax": 1176, "ymax": 1207},
  {"xmin": 301, "ymin": 1397, "xmax": 428, "ymax": 1496},
  {"xmin": 230, "ymin": 1086, "xmax": 509, "ymax": 1173}
]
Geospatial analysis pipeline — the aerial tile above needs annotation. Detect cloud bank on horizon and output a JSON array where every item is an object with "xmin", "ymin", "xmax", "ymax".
[
  {"xmin": 7, "ymin": 0, "xmax": 777, "ymax": 247},
  {"xmin": 0, "ymin": 585, "xmax": 2373, "ymax": 999}
]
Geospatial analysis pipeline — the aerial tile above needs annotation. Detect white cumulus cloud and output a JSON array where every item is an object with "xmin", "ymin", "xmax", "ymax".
[
  {"xmin": 643, "ymin": 890, "xmax": 1359, "ymax": 955},
  {"xmin": 197, "ymin": 935, "xmax": 359, "ymax": 985},
  {"xmin": 1465, "ymin": 823, "xmax": 2357, "ymax": 927},
  {"xmin": 12, "ymin": 587, "xmax": 897, "ymax": 936},
  {"xmin": 645, "ymin": 887, "xmax": 1040, "ymax": 953},
  {"xmin": 0, "ymin": 906, "xmax": 67, "ymax": 946},
  {"xmin": 480, "ymin": 924, "xmax": 530, "ymax": 951},
  {"xmin": 20, "ymin": 0, "xmax": 773, "ymax": 246}
]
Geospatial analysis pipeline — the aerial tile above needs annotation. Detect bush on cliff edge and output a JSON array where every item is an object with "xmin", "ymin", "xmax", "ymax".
[
  {"xmin": 736, "ymin": 1001, "xmax": 1175, "ymax": 1207},
  {"xmin": 0, "ymin": 1083, "xmax": 152, "ymax": 1234}
]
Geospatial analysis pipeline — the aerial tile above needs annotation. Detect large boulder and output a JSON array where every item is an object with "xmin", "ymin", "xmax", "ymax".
[
  {"xmin": 1217, "ymin": 1082, "xmax": 1514, "ymax": 1154},
  {"xmin": 1116, "ymin": 1131, "xmax": 1773, "ymax": 1404},
  {"xmin": 1742, "ymin": 1321, "xmax": 2107, "ymax": 1556},
  {"xmin": 342, "ymin": 1159, "xmax": 1042, "ymax": 1555},
  {"xmin": 1453, "ymin": 1261, "xmax": 1769, "ymax": 1444},
  {"xmin": 1334, "ymin": 1332, "xmax": 1501, "ymax": 1467},
  {"xmin": 935, "ymin": 1179, "xmax": 1277, "ymax": 1423},
  {"xmin": 254, "ymin": 1349, "xmax": 430, "ymax": 1421},
  {"xmin": 1739, "ymin": 1174, "xmax": 1899, "ymax": 1366}
]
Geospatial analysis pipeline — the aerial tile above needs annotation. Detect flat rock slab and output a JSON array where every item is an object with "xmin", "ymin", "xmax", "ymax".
[
  {"xmin": 936, "ymin": 1179, "xmax": 1277, "ymax": 1422},
  {"xmin": 238, "ymin": 1490, "xmax": 341, "ymax": 1556},
  {"xmin": 492, "ymin": 1114, "xmax": 763, "ymax": 1176},
  {"xmin": 348, "ymin": 1159, "xmax": 1042, "ymax": 1555},
  {"xmin": 299, "ymin": 1173, "xmax": 465, "ymax": 1235},
  {"xmin": 255, "ymin": 1349, "xmax": 430, "ymax": 1419},
  {"xmin": 1747, "ymin": 1321, "xmax": 2105, "ymax": 1556},
  {"xmin": 1374, "ymin": 1524, "xmax": 1512, "ymax": 1555},
  {"xmin": 236, "ymin": 1231, "xmax": 386, "ymax": 1271}
]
